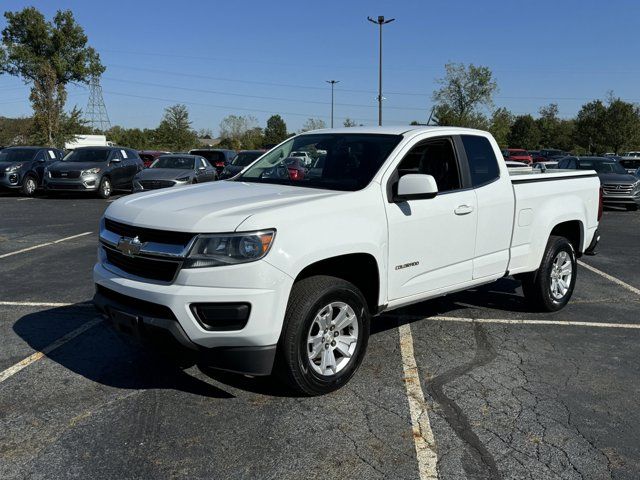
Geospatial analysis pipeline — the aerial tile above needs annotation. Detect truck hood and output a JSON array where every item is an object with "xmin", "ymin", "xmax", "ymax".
[
  {"xmin": 105, "ymin": 180, "xmax": 340, "ymax": 232},
  {"xmin": 598, "ymin": 172, "xmax": 639, "ymax": 184},
  {"xmin": 135, "ymin": 168, "xmax": 194, "ymax": 181}
]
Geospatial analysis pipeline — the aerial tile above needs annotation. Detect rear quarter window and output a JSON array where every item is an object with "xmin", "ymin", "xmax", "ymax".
[{"xmin": 461, "ymin": 135, "xmax": 500, "ymax": 187}]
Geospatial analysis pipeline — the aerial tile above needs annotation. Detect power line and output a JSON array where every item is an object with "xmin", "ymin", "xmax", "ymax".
[
  {"xmin": 105, "ymin": 64, "xmax": 640, "ymax": 104},
  {"xmin": 101, "ymin": 90, "xmax": 379, "ymax": 123}
]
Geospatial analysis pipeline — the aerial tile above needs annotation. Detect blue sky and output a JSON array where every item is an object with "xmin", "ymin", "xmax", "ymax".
[{"xmin": 1, "ymin": 0, "xmax": 639, "ymax": 135}]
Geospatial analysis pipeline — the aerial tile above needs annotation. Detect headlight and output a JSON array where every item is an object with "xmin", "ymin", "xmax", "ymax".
[
  {"xmin": 176, "ymin": 176, "xmax": 191, "ymax": 182},
  {"xmin": 5, "ymin": 163, "xmax": 23, "ymax": 172},
  {"xmin": 184, "ymin": 230, "xmax": 275, "ymax": 268},
  {"xmin": 81, "ymin": 167, "xmax": 101, "ymax": 176}
]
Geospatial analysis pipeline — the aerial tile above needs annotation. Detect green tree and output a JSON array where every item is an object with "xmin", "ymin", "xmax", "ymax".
[
  {"xmin": 604, "ymin": 94, "xmax": 640, "ymax": 153},
  {"xmin": 574, "ymin": 100, "xmax": 607, "ymax": 153},
  {"xmin": 489, "ymin": 107, "xmax": 513, "ymax": 147},
  {"xmin": 106, "ymin": 126, "xmax": 150, "ymax": 150},
  {"xmin": 432, "ymin": 63, "xmax": 497, "ymax": 127},
  {"xmin": 219, "ymin": 114, "xmax": 261, "ymax": 149},
  {"xmin": 343, "ymin": 118, "xmax": 357, "ymax": 127},
  {"xmin": 507, "ymin": 115, "xmax": 540, "ymax": 149},
  {"xmin": 155, "ymin": 104, "xmax": 198, "ymax": 151},
  {"xmin": 0, "ymin": 7, "xmax": 104, "ymax": 146},
  {"xmin": 0, "ymin": 116, "xmax": 33, "ymax": 145},
  {"xmin": 301, "ymin": 118, "xmax": 326, "ymax": 132},
  {"xmin": 536, "ymin": 103, "xmax": 561, "ymax": 148},
  {"xmin": 263, "ymin": 115, "xmax": 288, "ymax": 145}
]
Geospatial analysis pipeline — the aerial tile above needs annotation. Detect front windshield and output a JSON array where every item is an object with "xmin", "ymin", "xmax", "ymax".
[
  {"xmin": 63, "ymin": 149, "xmax": 110, "ymax": 162},
  {"xmin": 579, "ymin": 160, "xmax": 627, "ymax": 174},
  {"xmin": 237, "ymin": 133, "xmax": 402, "ymax": 191},
  {"xmin": 151, "ymin": 156, "xmax": 195, "ymax": 169},
  {"xmin": 0, "ymin": 149, "xmax": 37, "ymax": 162},
  {"xmin": 232, "ymin": 151, "xmax": 262, "ymax": 167}
]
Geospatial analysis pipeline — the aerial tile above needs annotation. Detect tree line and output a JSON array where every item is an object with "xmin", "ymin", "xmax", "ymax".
[{"xmin": 429, "ymin": 63, "xmax": 640, "ymax": 154}]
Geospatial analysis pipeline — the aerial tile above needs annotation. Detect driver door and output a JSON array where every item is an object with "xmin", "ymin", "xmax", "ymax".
[{"xmin": 385, "ymin": 136, "xmax": 478, "ymax": 301}]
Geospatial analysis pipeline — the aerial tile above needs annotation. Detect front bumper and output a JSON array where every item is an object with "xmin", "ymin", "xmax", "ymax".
[
  {"xmin": 601, "ymin": 191, "xmax": 640, "ymax": 206},
  {"xmin": 0, "ymin": 171, "xmax": 23, "ymax": 189},
  {"xmin": 44, "ymin": 174, "xmax": 100, "ymax": 191},
  {"xmin": 92, "ymin": 258, "xmax": 293, "ymax": 374}
]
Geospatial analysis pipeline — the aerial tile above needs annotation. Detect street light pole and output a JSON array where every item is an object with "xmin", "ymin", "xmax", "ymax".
[
  {"xmin": 326, "ymin": 80, "xmax": 339, "ymax": 128},
  {"xmin": 367, "ymin": 15, "xmax": 395, "ymax": 126}
]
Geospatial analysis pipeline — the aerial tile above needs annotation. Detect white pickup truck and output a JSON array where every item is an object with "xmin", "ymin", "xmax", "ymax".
[{"xmin": 93, "ymin": 126, "xmax": 601, "ymax": 395}]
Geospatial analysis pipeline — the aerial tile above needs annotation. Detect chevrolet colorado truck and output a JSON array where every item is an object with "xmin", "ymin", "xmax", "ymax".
[{"xmin": 93, "ymin": 127, "xmax": 601, "ymax": 395}]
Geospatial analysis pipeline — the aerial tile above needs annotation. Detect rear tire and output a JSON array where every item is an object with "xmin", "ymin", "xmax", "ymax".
[
  {"xmin": 276, "ymin": 275, "xmax": 370, "ymax": 396},
  {"xmin": 20, "ymin": 175, "xmax": 37, "ymax": 197},
  {"xmin": 98, "ymin": 177, "xmax": 112, "ymax": 199},
  {"xmin": 626, "ymin": 204, "xmax": 638, "ymax": 211},
  {"xmin": 522, "ymin": 235, "xmax": 577, "ymax": 312}
]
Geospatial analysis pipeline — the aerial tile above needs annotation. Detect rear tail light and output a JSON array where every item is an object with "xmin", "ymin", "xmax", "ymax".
[
  {"xmin": 597, "ymin": 186, "xmax": 603, "ymax": 221},
  {"xmin": 288, "ymin": 168, "xmax": 301, "ymax": 180},
  {"xmin": 215, "ymin": 161, "xmax": 225, "ymax": 167}
]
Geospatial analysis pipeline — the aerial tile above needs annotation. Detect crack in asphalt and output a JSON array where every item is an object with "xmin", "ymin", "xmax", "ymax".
[{"xmin": 425, "ymin": 322, "xmax": 501, "ymax": 479}]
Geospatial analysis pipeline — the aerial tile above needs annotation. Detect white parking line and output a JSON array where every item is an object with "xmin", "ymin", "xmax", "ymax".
[
  {"xmin": 0, "ymin": 231, "xmax": 92, "ymax": 259},
  {"xmin": 399, "ymin": 323, "xmax": 438, "ymax": 479},
  {"xmin": 578, "ymin": 260, "xmax": 640, "ymax": 297},
  {"xmin": 0, "ymin": 317, "xmax": 102, "ymax": 384},
  {"xmin": 431, "ymin": 316, "xmax": 640, "ymax": 329}
]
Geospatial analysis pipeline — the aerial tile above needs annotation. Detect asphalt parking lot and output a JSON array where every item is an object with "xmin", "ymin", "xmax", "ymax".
[{"xmin": 1, "ymin": 190, "xmax": 639, "ymax": 480}]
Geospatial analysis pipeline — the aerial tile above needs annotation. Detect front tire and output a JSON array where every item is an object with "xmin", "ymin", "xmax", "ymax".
[
  {"xmin": 277, "ymin": 275, "xmax": 370, "ymax": 396},
  {"xmin": 522, "ymin": 235, "xmax": 577, "ymax": 312},
  {"xmin": 98, "ymin": 177, "xmax": 112, "ymax": 199},
  {"xmin": 21, "ymin": 175, "xmax": 37, "ymax": 197}
]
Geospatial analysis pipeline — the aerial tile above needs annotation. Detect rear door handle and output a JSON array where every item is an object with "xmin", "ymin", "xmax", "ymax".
[{"xmin": 454, "ymin": 204, "xmax": 474, "ymax": 215}]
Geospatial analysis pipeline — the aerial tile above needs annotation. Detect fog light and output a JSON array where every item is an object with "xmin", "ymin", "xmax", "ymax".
[
  {"xmin": 190, "ymin": 303, "xmax": 250, "ymax": 331},
  {"xmin": 9, "ymin": 174, "xmax": 18, "ymax": 184}
]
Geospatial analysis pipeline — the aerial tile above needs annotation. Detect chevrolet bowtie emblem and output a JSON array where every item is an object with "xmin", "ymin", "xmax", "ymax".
[{"xmin": 116, "ymin": 236, "xmax": 144, "ymax": 257}]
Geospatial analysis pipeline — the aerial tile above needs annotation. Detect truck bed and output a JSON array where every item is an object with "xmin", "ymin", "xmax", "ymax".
[
  {"xmin": 509, "ymin": 168, "xmax": 598, "ymax": 183},
  {"xmin": 507, "ymin": 167, "xmax": 600, "ymax": 276}
]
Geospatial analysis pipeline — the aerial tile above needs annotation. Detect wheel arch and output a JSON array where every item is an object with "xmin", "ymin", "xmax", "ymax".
[
  {"xmin": 549, "ymin": 220, "xmax": 583, "ymax": 256},
  {"xmin": 293, "ymin": 253, "xmax": 382, "ymax": 315}
]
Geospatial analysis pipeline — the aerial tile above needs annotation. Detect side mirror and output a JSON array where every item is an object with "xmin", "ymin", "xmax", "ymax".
[
  {"xmin": 37, "ymin": 158, "xmax": 45, "ymax": 163},
  {"xmin": 111, "ymin": 157, "xmax": 121, "ymax": 163},
  {"xmin": 198, "ymin": 166, "xmax": 206, "ymax": 171},
  {"xmin": 394, "ymin": 174, "xmax": 438, "ymax": 202}
]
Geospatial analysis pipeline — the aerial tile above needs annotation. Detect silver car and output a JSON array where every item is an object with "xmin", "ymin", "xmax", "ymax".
[{"xmin": 133, "ymin": 154, "xmax": 217, "ymax": 192}]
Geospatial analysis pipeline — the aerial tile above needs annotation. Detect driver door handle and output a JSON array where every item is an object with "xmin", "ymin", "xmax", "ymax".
[{"xmin": 454, "ymin": 204, "xmax": 474, "ymax": 215}]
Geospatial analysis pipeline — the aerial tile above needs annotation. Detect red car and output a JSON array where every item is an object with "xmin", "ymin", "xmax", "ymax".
[
  {"xmin": 138, "ymin": 150, "xmax": 170, "ymax": 168},
  {"xmin": 502, "ymin": 148, "xmax": 533, "ymax": 164}
]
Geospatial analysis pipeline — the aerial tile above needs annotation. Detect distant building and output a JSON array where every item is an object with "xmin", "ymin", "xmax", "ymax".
[{"xmin": 65, "ymin": 134, "xmax": 113, "ymax": 150}]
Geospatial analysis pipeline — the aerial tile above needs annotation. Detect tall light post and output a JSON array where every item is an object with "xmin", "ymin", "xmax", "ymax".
[
  {"xmin": 326, "ymin": 80, "xmax": 339, "ymax": 128},
  {"xmin": 367, "ymin": 15, "xmax": 395, "ymax": 126}
]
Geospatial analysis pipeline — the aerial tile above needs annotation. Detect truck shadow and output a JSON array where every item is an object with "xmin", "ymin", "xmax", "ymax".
[
  {"xmin": 11, "ymin": 278, "xmax": 528, "ymax": 398},
  {"xmin": 12, "ymin": 303, "xmax": 234, "ymax": 399}
]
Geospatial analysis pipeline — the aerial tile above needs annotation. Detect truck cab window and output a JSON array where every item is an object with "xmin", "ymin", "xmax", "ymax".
[
  {"xmin": 461, "ymin": 135, "xmax": 500, "ymax": 187},
  {"xmin": 396, "ymin": 138, "xmax": 461, "ymax": 192}
]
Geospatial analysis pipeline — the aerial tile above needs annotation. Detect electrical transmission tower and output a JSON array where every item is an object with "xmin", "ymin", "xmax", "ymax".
[{"xmin": 86, "ymin": 77, "xmax": 111, "ymax": 131}]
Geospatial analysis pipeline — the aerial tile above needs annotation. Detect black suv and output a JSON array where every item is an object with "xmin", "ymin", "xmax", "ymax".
[
  {"xmin": 188, "ymin": 149, "xmax": 236, "ymax": 176},
  {"xmin": 0, "ymin": 146, "xmax": 64, "ymax": 196},
  {"xmin": 44, "ymin": 147, "xmax": 144, "ymax": 198}
]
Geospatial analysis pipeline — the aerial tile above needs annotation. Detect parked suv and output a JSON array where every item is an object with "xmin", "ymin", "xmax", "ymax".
[
  {"xmin": 45, "ymin": 147, "xmax": 143, "ymax": 198},
  {"xmin": 188, "ymin": 149, "xmax": 236, "ymax": 176},
  {"xmin": 558, "ymin": 156, "xmax": 640, "ymax": 210},
  {"xmin": 0, "ymin": 146, "xmax": 64, "ymax": 196}
]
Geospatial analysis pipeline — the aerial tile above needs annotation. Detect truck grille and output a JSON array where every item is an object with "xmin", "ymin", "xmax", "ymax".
[
  {"xmin": 602, "ymin": 184, "xmax": 634, "ymax": 196},
  {"xmin": 104, "ymin": 219, "xmax": 194, "ymax": 247},
  {"xmin": 103, "ymin": 245, "xmax": 181, "ymax": 282},
  {"xmin": 50, "ymin": 170, "xmax": 81, "ymax": 179},
  {"xmin": 139, "ymin": 179, "xmax": 175, "ymax": 190}
]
